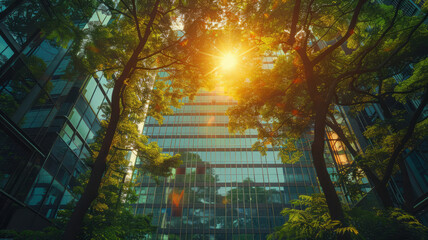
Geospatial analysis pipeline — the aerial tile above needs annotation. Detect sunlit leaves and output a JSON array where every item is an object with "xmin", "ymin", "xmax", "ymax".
[
  {"xmin": 268, "ymin": 194, "xmax": 353, "ymax": 240},
  {"xmin": 278, "ymin": 139, "xmax": 303, "ymax": 164},
  {"xmin": 226, "ymin": 50, "xmax": 312, "ymax": 164},
  {"xmin": 269, "ymin": 194, "xmax": 428, "ymax": 240},
  {"xmin": 394, "ymin": 57, "xmax": 428, "ymax": 103}
]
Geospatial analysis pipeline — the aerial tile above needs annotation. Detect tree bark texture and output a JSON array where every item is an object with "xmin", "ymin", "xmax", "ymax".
[
  {"xmin": 312, "ymin": 101, "xmax": 346, "ymax": 222},
  {"xmin": 63, "ymin": 45, "xmax": 140, "ymax": 240},
  {"xmin": 398, "ymin": 157, "xmax": 415, "ymax": 211},
  {"xmin": 374, "ymin": 182, "xmax": 393, "ymax": 208},
  {"xmin": 295, "ymin": 48, "xmax": 347, "ymax": 226}
]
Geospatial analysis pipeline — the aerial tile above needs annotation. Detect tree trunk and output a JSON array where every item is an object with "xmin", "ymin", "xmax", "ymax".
[
  {"xmin": 63, "ymin": 1, "xmax": 160, "ymax": 238},
  {"xmin": 312, "ymin": 102, "xmax": 346, "ymax": 222},
  {"xmin": 325, "ymin": 120, "xmax": 396, "ymax": 208},
  {"xmin": 378, "ymin": 95, "xmax": 413, "ymax": 208},
  {"xmin": 374, "ymin": 183, "xmax": 393, "ymax": 208},
  {"xmin": 63, "ymin": 42, "xmax": 145, "ymax": 240},
  {"xmin": 63, "ymin": 81, "xmax": 122, "ymax": 240},
  {"xmin": 398, "ymin": 157, "xmax": 415, "ymax": 211},
  {"xmin": 378, "ymin": 98, "xmax": 393, "ymax": 119},
  {"xmin": 377, "ymin": 89, "xmax": 428, "ymax": 210}
]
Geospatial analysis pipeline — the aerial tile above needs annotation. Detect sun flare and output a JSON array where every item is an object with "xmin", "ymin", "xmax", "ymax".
[{"xmin": 221, "ymin": 52, "xmax": 238, "ymax": 70}]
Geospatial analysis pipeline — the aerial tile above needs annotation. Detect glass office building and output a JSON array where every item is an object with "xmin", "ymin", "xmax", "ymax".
[
  {"xmin": 0, "ymin": 2, "xmax": 112, "ymax": 230},
  {"xmin": 132, "ymin": 88, "xmax": 346, "ymax": 239}
]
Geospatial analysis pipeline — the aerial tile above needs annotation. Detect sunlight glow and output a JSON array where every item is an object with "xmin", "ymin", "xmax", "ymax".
[{"xmin": 221, "ymin": 52, "xmax": 238, "ymax": 70}]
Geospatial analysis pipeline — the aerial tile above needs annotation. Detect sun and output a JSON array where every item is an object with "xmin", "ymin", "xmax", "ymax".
[{"xmin": 221, "ymin": 52, "xmax": 238, "ymax": 70}]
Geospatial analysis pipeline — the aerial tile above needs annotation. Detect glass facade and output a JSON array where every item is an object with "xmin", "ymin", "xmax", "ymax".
[
  {"xmin": 24, "ymin": 72, "xmax": 112, "ymax": 218},
  {"xmin": 131, "ymin": 89, "xmax": 347, "ymax": 239},
  {"xmin": 0, "ymin": 2, "xmax": 113, "ymax": 230}
]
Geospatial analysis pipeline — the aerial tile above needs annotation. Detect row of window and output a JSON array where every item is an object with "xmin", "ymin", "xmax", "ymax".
[
  {"xmin": 171, "ymin": 105, "xmax": 232, "ymax": 113},
  {"xmin": 152, "ymin": 137, "xmax": 262, "ymax": 149},
  {"xmin": 135, "ymin": 185, "xmax": 317, "ymax": 199},
  {"xmin": 139, "ymin": 207, "xmax": 285, "ymax": 218},
  {"xmin": 144, "ymin": 126, "xmax": 257, "ymax": 136},
  {"xmin": 136, "ymin": 150, "xmax": 314, "ymax": 165},
  {"xmin": 179, "ymin": 95, "xmax": 235, "ymax": 103},
  {"xmin": 146, "ymin": 115, "xmax": 231, "ymax": 124}
]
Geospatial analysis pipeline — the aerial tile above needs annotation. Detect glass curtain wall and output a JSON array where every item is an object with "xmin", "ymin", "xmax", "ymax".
[
  {"xmin": 0, "ymin": 1, "xmax": 113, "ymax": 228},
  {"xmin": 132, "ymin": 89, "xmax": 332, "ymax": 240}
]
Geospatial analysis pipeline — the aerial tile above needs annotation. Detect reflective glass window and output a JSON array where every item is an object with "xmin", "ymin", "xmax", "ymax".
[{"xmin": 0, "ymin": 36, "xmax": 14, "ymax": 66}]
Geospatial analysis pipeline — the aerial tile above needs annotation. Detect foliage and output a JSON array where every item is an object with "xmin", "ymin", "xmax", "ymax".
[
  {"xmin": 268, "ymin": 194, "xmax": 357, "ymax": 240},
  {"xmin": 394, "ymin": 57, "xmax": 428, "ymax": 103},
  {"xmin": 64, "ymin": 0, "xmax": 225, "ymax": 238},
  {"xmin": 2, "ymin": 0, "xmax": 98, "ymax": 47},
  {"xmin": 66, "ymin": 101, "xmax": 179, "ymax": 238},
  {"xmin": 58, "ymin": 193, "xmax": 156, "ymax": 240},
  {"xmin": 0, "ymin": 227, "xmax": 62, "ymax": 240},
  {"xmin": 0, "ymin": 103, "xmax": 172, "ymax": 239},
  {"xmin": 268, "ymin": 194, "xmax": 428, "ymax": 240},
  {"xmin": 348, "ymin": 208, "xmax": 428, "ymax": 240},
  {"xmin": 220, "ymin": 0, "xmax": 428, "ymax": 212}
]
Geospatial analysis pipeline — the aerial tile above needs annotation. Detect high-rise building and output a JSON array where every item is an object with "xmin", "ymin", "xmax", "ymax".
[
  {"xmin": 4, "ymin": 0, "xmax": 418, "ymax": 236},
  {"xmin": 0, "ymin": 2, "xmax": 112, "ymax": 230},
  {"xmin": 131, "ymin": 85, "xmax": 348, "ymax": 239}
]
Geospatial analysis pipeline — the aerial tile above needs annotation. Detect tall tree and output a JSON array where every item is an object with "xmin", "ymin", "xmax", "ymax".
[
  {"xmin": 220, "ymin": 0, "xmax": 427, "ymax": 226},
  {"xmin": 62, "ymin": 107, "xmax": 166, "ymax": 239},
  {"xmin": 222, "ymin": 0, "xmax": 369, "ymax": 224},
  {"xmin": 315, "ymin": 1, "xmax": 428, "ymax": 208},
  {"xmin": 63, "ymin": 0, "xmax": 222, "ymax": 239}
]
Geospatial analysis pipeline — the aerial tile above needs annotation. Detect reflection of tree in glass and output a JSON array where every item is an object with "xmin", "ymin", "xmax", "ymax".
[
  {"xmin": 226, "ymin": 178, "xmax": 281, "ymax": 204},
  {"xmin": 3, "ymin": 1, "xmax": 45, "ymax": 44},
  {"xmin": 169, "ymin": 152, "xmax": 221, "ymax": 230},
  {"xmin": 225, "ymin": 178, "xmax": 282, "ymax": 228},
  {"xmin": 2, "ymin": 0, "xmax": 96, "ymax": 45},
  {"xmin": 0, "ymin": 56, "xmax": 51, "ymax": 118},
  {"xmin": 172, "ymin": 152, "xmax": 219, "ymax": 204},
  {"xmin": 0, "ymin": 62, "xmax": 36, "ymax": 115}
]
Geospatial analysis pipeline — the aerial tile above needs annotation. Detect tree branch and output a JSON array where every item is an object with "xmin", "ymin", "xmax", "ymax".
[
  {"xmin": 100, "ymin": 0, "xmax": 133, "ymax": 19},
  {"xmin": 309, "ymin": 9, "xmax": 355, "ymax": 51},
  {"xmin": 312, "ymin": 0, "xmax": 367, "ymax": 66},
  {"xmin": 135, "ymin": 60, "xmax": 179, "ymax": 70},
  {"xmin": 349, "ymin": 76, "xmax": 377, "ymax": 98},
  {"xmin": 287, "ymin": 0, "xmax": 301, "ymax": 46},
  {"xmin": 333, "ymin": 12, "xmax": 428, "ymax": 85},
  {"xmin": 136, "ymin": 36, "xmax": 184, "ymax": 61},
  {"xmin": 326, "ymin": 119, "xmax": 381, "ymax": 184},
  {"xmin": 381, "ymin": 88, "xmax": 428, "ymax": 185},
  {"xmin": 130, "ymin": 0, "xmax": 143, "ymax": 40},
  {"xmin": 119, "ymin": 0, "xmax": 133, "ymax": 14},
  {"xmin": 337, "ymin": 99, "xmax": 379, "ymax": 106},
  {"xmin": 353, "ymin": 0, "xmax": 404, "ymax": 68},
  {"xmin": 326, "ymin": 120, "xmax": 358, "ymax": 155}
]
